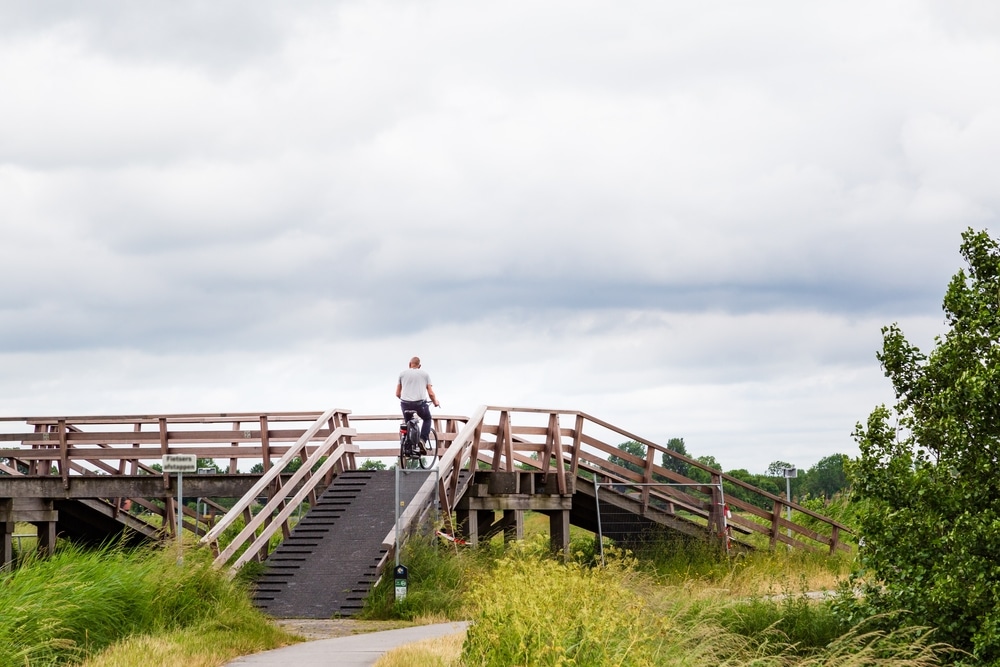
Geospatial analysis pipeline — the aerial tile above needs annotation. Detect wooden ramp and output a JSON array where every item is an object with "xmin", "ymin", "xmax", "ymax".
[{"xmin": 252, "ymin": 469, "xmax": 431, "ymax": 618}]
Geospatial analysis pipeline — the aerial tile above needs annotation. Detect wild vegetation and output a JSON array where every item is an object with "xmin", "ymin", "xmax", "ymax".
[
  {"xmin": 369, "ymin": 532, "xmax": 957, "ymax": 667},
  {"xmin": 850, "ymin": 228, "xmax": 1000, "ymax": 663},
  {"xmin": 0, "ymin": 542, "xmax": 297, "ymax": 667}
]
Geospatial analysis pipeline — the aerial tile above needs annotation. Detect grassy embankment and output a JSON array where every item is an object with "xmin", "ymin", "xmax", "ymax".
[
  {"xmin": 3, "ymin": 501, "xmax": 958, "ymax": 667},
  {"xmin": 367, "ymin": 508, "xmax": 957, "ymax": 667},
  {"xmin": 0, "ymin": 540, "xmax": 298, "ymax": 667}
]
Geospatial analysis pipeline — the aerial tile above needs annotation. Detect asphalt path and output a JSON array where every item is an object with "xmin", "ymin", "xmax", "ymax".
[{"xmin": 222, "ymin": 621, "xmax": 470, "ymax": 667}]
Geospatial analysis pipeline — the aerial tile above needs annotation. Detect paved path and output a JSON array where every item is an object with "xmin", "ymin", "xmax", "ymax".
[{"xmin": 223, "ymin": 621, "xmax": 470, "ymax": 667}]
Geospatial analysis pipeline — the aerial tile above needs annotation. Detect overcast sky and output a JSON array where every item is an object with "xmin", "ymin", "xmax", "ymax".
[{"xmin": 2, "ymin": 1, "xmax": 998, "ymax": 473}]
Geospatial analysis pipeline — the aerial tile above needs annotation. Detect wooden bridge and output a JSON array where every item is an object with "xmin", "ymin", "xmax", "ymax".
[{"xmin": 0, "ymin": 407, "xmax": 851, "ymax": 617}]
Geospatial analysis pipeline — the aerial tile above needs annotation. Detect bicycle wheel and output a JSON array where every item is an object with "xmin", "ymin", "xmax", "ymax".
[
  {"xmin": 418, "ymin": 428, "xmax": 438, "ymax": 469},
  {"xmin": 398, "ymin": 430, "xmax": 411, "ymax": 469}
]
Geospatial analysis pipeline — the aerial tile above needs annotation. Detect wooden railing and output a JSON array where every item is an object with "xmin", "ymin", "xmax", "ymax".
[
  {"xmin": 413, "ymin": 406, "xmax": 852, "ymax": 554},
  {"xmin": 200, "ymin": 409, "xmax": 358, "ymax": 572},
  {"xmin": 1, "ymin": 407, "xmax": 851, "ymax": 558}
]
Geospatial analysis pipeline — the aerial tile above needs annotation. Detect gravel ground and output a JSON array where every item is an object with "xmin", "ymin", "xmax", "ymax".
[{"xmin": 271, "ymin": 618, "xmax": 415, "ymax": 641}]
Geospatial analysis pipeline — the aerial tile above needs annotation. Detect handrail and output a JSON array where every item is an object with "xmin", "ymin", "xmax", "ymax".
[
  {"xmin": 570, "ymin": 408, "xmax": 852, "ymax": 535},
  {"xmin": 374, "ymin": 405, "xmax": 489, "ymax": 578},
  {"xmin": 464, "ymin": 406, "xmax": 851, "ymax": 553},
  {"xmin": 0, "ymin": 406, "xmax": 851, "ymax": 557},
  {"xmin": 219, "ymin": 432, "xmax": 358, "ymax": 573},
  {"xmin": 199, "ymin": 409, "xmax": 349, "ymax": 560}
]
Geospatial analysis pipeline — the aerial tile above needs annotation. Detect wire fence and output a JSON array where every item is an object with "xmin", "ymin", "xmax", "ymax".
[{"xmin": 592, "ymin": 480, "xmax": 730, "ymax": 566}]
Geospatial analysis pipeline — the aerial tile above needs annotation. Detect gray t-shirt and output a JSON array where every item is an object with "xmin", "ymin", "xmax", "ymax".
[{"xmin": 398, "ymin": 368, "xmax": 432, "ymax": 402}]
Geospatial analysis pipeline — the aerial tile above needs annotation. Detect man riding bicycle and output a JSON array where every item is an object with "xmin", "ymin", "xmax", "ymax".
[{"xmin": 396, "ymin": 356, "xmax": 440, "ymax": 448}]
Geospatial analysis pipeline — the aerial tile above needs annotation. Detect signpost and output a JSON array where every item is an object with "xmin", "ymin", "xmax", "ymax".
[
  {"xmin": 783, "ymin": 466, "xmax": 797, "ymax": 539},
  {"xmin": 394, "ymin": 564, "xmax": 408, "ymax": 601},
  {"xmin": 162, "ymin": 454, "xmax": 197, "ymax": 564}
]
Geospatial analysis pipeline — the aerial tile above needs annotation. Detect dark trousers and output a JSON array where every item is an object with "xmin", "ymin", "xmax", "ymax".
[{"xmin": 400, "ymin": 400, "xmax": 432, "ymax": 441}]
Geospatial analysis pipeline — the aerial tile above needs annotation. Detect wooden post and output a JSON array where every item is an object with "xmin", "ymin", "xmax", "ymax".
[
  {"xmin": 770, "ymin": 495, "xmax": 784, "ymax": 549},
  {"xmin": 493, "ymin": 411, "xmax": 511, "ymax": 471},
  {"xmin": 570, "ymin": 414, "xmax": 584, "ymax": 477},
  {"xmin": 1, "ymin": 499, "xmax": 12, "ymax": 569},
  {"xmin": 36, "ymin": 520, "xmax": 56, "ymax": 557},
  {"xmin": 641, "ymin": 440, "xmax": 656, "ymax": 511},
  {"xmin": 547, "ymin": 413, "xmax": 567, "ymax": 494},
  {"xmin": 503, "ymin": 509, "xmax": 523, "ymax": 543},
  {"xmin": 260, "ymin": 415, "xmax": 272, "ymax": 471},
  {"xmin": 549, "ymin": 510, "xmax": 570, "ymax": 559},
  {"xmin": 159, "ymin": 418, "xmax": 170, "ymax": 489},
  {"xmin": 229, "ymin": 420, "xmax": 240, "ymax": 474},
  {"xmin": 58, "ymin": 420, "xmax": 69, "ymax": 489},
  {"xmin": 130, "ymin": 422, "xmax": 141, "ymax": 475}
]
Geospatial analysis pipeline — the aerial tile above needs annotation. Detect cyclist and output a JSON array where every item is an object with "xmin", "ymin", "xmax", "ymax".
[{"xmin": 396, "ymin": 356, "xmax": 440, "ymax": 449}]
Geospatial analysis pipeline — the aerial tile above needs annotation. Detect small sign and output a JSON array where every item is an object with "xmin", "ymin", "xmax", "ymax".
[
  {"xmin": 783, "ymin": 467, "xmax": 798, "ymax": 478},
  {"xmin": 394, "ymin": 564, "xmax": 408, "ymax": 601},
  {"xmin": 162, "ymin": 454, "xmax": 198, "ymax": 473}
]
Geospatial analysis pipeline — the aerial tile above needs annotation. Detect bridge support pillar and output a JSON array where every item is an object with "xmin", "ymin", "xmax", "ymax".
[
  {"xmin": 548, "ymin": 510, "xmax": 570, "ymax": 559},
  {"xmin": 2, "ymin": 511, "xmax": 12, "ymax": 568},
  {"xmin": 33, "ymin": 521, "xmax": 57, "ymax": 557},
  {"xmin": 502, "ymin": 510, "xmax": 523, "ymax": 543}
]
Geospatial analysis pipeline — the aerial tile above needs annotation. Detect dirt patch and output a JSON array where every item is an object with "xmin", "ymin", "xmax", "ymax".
[{"xmin": 272, "ymin": 618, "xmax": 413, "ymax": 641}]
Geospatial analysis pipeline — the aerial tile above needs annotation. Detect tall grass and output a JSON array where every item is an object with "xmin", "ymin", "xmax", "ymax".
[
  {"xmin": 461, "ymin": 546, "xmax": 955, "ymax": 666},
  {"xmin": 367, "ymin": 533, "xmax": 956, "ymax": 666},
  {"xmin": 0, "ymin": 542, "xmax": 295, "ymax": 667}
]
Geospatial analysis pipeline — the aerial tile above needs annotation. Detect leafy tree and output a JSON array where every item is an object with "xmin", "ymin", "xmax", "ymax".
[
  {"xmin": 660, "ymin": 437, "xmax": 690, "ymax": 477},
  {"xmin": 801, "ymin": 454, "xmax": 849, "ymax": 499},
  {"xmin": 851, "ymin": 228, "xmax": 1000, "ymax": 661},
  {"xmin": 687, "ymin": 455, "xmax": 722, "ymax": 484},
  {"xmin": 608, "ymin": 441, "xmax": 646, "ymax": 476},
  {"xmin": 765, "ymin": 460, "xmax": 795, "ymax": 477},
  {"xmin": 359, "ymin": 459, "xmax": 387, "ymax": 470}
]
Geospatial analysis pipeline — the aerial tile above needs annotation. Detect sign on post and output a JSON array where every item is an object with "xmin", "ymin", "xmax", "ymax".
[
  {"xmin": 394, "ymin": 564, "xmax": 408, "ymax": 601},
  {"xmin": 162, "ymin": 454, "xmax": 198, "ymax": 473},
  {"xmin": 162, "ymin": 454, "xmax": 197, "ymax": 565}
]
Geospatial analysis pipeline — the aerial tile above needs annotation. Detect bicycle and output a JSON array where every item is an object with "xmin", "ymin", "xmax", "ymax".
[{"xmin": 398, "ymin": 402, "xmax": 438, "ymax": 469}]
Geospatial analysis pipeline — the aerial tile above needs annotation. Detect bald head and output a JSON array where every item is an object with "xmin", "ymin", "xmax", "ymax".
[{"xmin": 409, "ymin": 357, "xmax": 421, "ymax": 368}]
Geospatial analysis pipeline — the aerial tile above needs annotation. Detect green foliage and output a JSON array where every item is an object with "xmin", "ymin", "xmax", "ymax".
[
  {"xmin": 359, "ymin": 459, "xmax": 388, "ymax": 470},
  {"xmin": 718, "ymin": 592, "xmax": 848, "ymax": 654},
  {"xmin": 725, "ymin": 468, "xmax": 781, "ymax": 510},
  {"xmin": 0, "ymin": 542, "xmax": 283, "ymax": 667},
  {"xmin": 767, "ymin": 460, "xmax": 795, "ymax": 476},
  {"xmin": 462, "ymin": 545, "xmax": 670, "ymax": 666},
  {"xmin": 802, "ymin": 454, "xmax": 849, "ymax": 499},
  {"xmin": 360, "ymin": 536, "xmax": 474, "ymax": 621},
  {"xmin": 661, "ymin": 437, "xmax": 690, "ymax": 477},
  {"xmin": 687, "ymin": 454, "xmax": 722, "ymax": 483},
  {"xmin": 608, "ymin": 440, "xmax": 647, "ymax": 476},
  {"xmin": 851, "ymin": 228, "xmax": 1000, "ymax": 662}
]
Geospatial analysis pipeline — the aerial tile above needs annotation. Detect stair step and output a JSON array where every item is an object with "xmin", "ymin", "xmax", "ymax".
[{"xmin": 251, "ymin": 470, "xmax": 432, "ymax": 618}]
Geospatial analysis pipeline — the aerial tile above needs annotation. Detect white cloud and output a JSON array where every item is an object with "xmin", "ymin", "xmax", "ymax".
[{"xmin": 0, "ymin": 0, "xmax": 996, "ymax": 473}]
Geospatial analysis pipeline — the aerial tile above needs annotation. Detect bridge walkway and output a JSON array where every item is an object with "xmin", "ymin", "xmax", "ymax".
[{"xmin": 1, "ymin": 407, "xmax": 852, "ymax": 616}]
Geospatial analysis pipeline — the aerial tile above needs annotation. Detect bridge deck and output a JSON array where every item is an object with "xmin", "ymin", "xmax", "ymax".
[{"xmin": 1, "ymin": 407, "xmax": 852, "ymax": 601}]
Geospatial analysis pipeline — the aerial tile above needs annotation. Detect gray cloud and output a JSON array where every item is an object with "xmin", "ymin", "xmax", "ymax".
[{"xmin": 2, "ymin": 0, "xmax": 998, "ymax": 471}]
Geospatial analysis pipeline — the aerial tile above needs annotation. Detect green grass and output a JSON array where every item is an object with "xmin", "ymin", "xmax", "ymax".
[
  {"xmin": 2, "ymin": 511, "xmax": 957, "ymax": 667},
  {"xmin": 0, "ymin": 541, "xmax": 297, "ymax": 667},
  {"xmin": 365, "ymin": 530, "xmax": 957, "ymax": 666}
]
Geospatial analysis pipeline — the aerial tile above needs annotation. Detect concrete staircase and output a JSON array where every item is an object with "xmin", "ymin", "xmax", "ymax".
[{"xmin": 252, "ymin": 469, "xmax": 431, "ymax": 618}]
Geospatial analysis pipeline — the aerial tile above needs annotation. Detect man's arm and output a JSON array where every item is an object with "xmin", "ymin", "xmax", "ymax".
[
  {"xmin": 395, "ymin": 382, "xmax": 402, "ymax": 399},
  {"xmin": 426, "ymin": 384, "xmax": 440, "ymax": 408}
]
